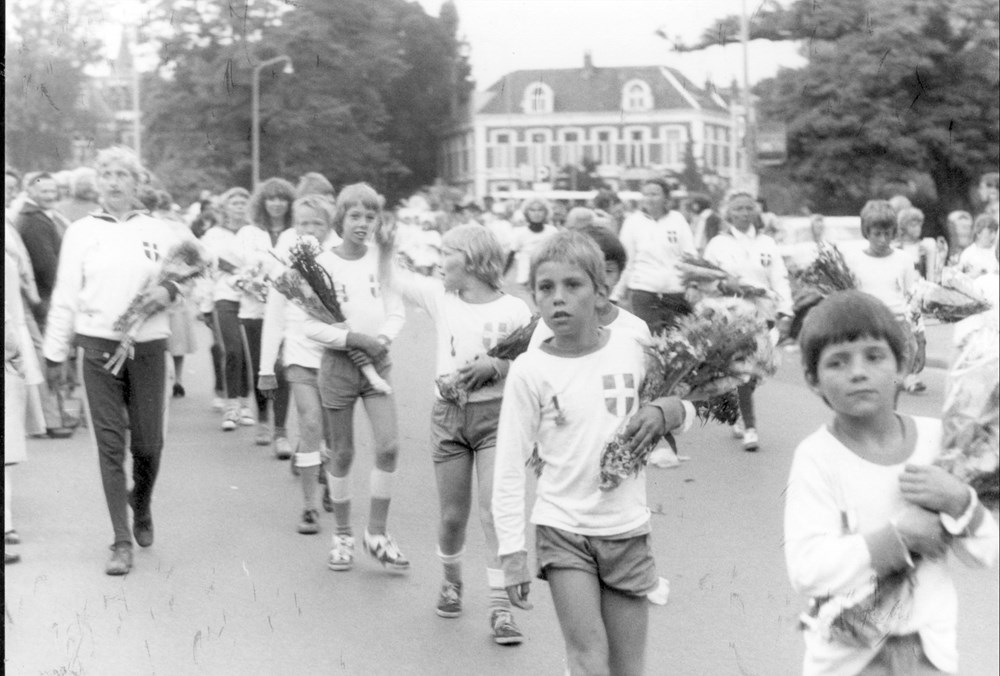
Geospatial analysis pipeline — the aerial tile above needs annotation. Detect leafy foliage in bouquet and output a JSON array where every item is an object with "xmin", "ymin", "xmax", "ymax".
[
  {"xmin": 105, "ymin": 240, "xmax": 211, "ymax": 375},
  {"xmin": 913, "ymin": 270, "xmax": 991, "ymax": 323},
  {"xmin": 486, "ymin": 315, "xmax": 541, "ymax": 360},
  {"xmin": 599, "ymin": 298, "xmax": 776, "ymax": 490},
  {"xmin": 286, "ymin": 237, "xmax": 346, "ymax": 322},
  {"xmin": 676, "ymin": 253, "xmax": 772, "ymax": 300},
  {"xmin": 937, "ymin": 316, "xmax": 999, "ymax": 508},
  {"xmin": 232, "ymin": 261, "xmax": 269, "ymax": 303},
  {"xmin": 791, "ymin": 244, "xmax": 857, "ymax": 312}
]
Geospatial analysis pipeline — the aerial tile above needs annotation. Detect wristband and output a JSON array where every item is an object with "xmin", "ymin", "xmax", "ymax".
[{"xmin": 940, "ymin": 486, "xmax": 978, "ymax": 535}]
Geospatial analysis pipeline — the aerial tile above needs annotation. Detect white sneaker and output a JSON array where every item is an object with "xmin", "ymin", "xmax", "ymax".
[
  {"xmin": 221, "ymin": 408, "xmax": 238, "ymax": 431},
  {"xmin": 363, "ymin": 530, "xmax": 410, "ymax": 571},
  {"xmin": 328, "ymin": 534, "xmax": 355, "ymax": 571},
  {"xmin": 238, "ymin": 407, "xmax": 256, "ymax": 426},
  {"xmin": 648, "ymin": 446, "xmax": 680, "ymax": 468},
  {"xmin": 742, "ymin": 428, "xmax": 759, "ymax": 452},
  {"xmin": 212, "ymin": 397, "xmax": 226, "ymax": 411},
  {"xmin": 732, "ymin": 419, "xmax": 745, "ymax": 439},
  {"xmin": 647, "ymin": 577, "xmax": 670, "ymax": 606}
]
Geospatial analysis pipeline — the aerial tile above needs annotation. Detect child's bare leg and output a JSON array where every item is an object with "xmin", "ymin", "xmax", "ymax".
[
  {"xmin": 601, "ymin": 586, "xmax": 648, "ymax": 676},
  {"xmin": 547, "ymin": 568, "xmax": 609, "ymax": 675},
  {"xmin": 361, "ymin": 394, "xmax": 398, "ymax": 534},
  {"xmin": 435, "ymin": 453, "xmax": 474, "ymax": 555},
  {"xmin": 474, "ymin": 447, "xmax": 500, "ymax": 564},
  {"xmin": 324, "ymin": 406, "xmax": 356, "ymax": 534},
  {"xmin": 291, "ymin": 382, "xmax": 323, "ymax": 511}
]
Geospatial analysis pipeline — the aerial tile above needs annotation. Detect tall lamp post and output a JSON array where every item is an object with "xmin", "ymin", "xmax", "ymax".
[{"xmin": 252, "ymin": 55, "xmax": 293, "ymax": 189}]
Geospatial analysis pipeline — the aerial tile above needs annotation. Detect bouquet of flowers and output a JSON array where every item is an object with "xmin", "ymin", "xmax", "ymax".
[
  {"xmin": 271, "ymin": 237, "xmax": 392, "ymax": 395},
  {"xmin": 789, "ymin": 243, "xmax": 857, "ymax": 338},
  {"xmin": 434, "ymin": 316, "xmax": 540, "ymax": 406},
  {"xmin": 105, "ymin": 240, "xmax": 211, "ymax": 375},
  {"xmin": 599, "ymin": 298, "xmax": 777, "ymax": 490},
  {"xmin": 676, "ymin": 254, "xmax": 771, "ymax": 300},
  {"xmin": 936, "ymin": 313, "xmax": 999, "ymax": 508},
  {"xmin": 231, "ymin": 261, "xmax": 269, "ymax": 303},
  {"xmin": 913, "ymin": 270, "xmax": 990, "ymax": 323}
]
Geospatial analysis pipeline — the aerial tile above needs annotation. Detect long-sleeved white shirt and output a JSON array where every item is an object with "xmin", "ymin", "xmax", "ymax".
[
  {"xmin": 235, "ymin": 224, "xmax": 279, "ymax": 320},
  {"xmin": 301, "ymin": 246, "xmax": 405, "ymax": 348},
  {"xmin": 259, "ymin": 229, "xmax": 341, "ymax": 375},
  {"xmin": 843, "ymin": 248, "xmax": 918, "ymax": 318},
  {"xmin": 616, "ymin": 210, "xmax": 696, "ymax": 297},
  {"xmin": 395, "ymin": 268, "xmax": 532, "ymax": 402},
  {"xmin": 43, "ymin": 211, "xmax": 186, "ymax": 362},
  {"xmin": 198, "ymin": 225, "xmax": 243, "ymax": 311},
  {"xmin": 493, "ymin": 329, "xmax": 694, "ymax": 559},
  {"xmin": 510, "ymin": 224, "xmax": 559, "ymax": 285},
  {"xmin": 529, "ymin": 304, "xmax": 651, "ymax": 350},
  {"xmin": 703, "ymin": 225, "xmax": 793, "ymax": 318},
  {"xmin": 784, "ymin": 418, "xmax": 999, "ymax": 676}
]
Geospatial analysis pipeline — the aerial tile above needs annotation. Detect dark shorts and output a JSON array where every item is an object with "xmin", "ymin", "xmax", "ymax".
[
  {"xmin": 535, "ymin": 524, "xmax": 658, "ymax": 597},
  {"xmin": 319, "ymin": 349, "xmax": 392, "ymax": 410},
  {"xmin": 285, "ymin": 364, "xmax": 319, "ymax": 387},
  {"xmin": 430, "ymin": 399, "xmax": 501, "ymax": 463}
]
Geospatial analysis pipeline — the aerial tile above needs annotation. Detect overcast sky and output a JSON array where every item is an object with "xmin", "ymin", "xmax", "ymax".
[{"xmin": 416, "ymin": 0, "xmax": 806, "ymax": 89}]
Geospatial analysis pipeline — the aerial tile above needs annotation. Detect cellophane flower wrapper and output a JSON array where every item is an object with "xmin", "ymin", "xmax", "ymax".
[
  {"xmin": 937, "ymin": 316, "xmax": 999, "ymax": 508},
  {"xmin": 913, "ymin": 270, "xmax": 991, "ymax": 324},
  {"xmin": 486, "ymin": 315, "xmax": 541, "ymax": 360},
  {"xmin": 105, "ymin": 240, "xmax": 211, "ymax": 375},
  {"xmin": 598, "ymin": 297, "xmax": 776, "ymax": 490},
  {"xmin": 232, "ymin": 261, "xmax": 270, "ymax": 303},
  {"xmin": 435, "ymin": 372, "xmax": 469, "ymax": 407},
  {"xmin": 801, "ymin": 569, "xmax": 915, "ymax": 649},
  {"xmin": 279, "ymin": 237, "xmax": 392, "ymax": 395},
  {"xmin": 677, "ymin": 253, "xmax": 772, "ymax": 301}
]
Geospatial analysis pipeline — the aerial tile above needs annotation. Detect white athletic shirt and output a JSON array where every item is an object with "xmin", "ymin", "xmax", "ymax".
[
  {"xmin": 396, "ymin": 269, "xmax": 532, "ymax": 402},
  {"xmin": 616, "ymin": 210, "xmax": 696, "ymax": 297},
  {"xmin": 784, "ymin": 417, "xmax": 998, "ymax": 675},
  {"xmin": 301, "ymin": 246, "xmax": 405, "ymax": 348},
  {"xmin": 43, "ymin": 211, "xmax": 186, "ymax": 362},
  {"xmin": 703, "ymin": 226, "xmax": 793, "ymax": 318},
  {"xmin": 510, "ymin": 224, "xmax": 559, "ymax": 285},
  {"xmin": 528, "ymin": 304, "xmax": 651, "ymax": 350},
  {"xmin": 843, "ymin": 248, "xmax": 918, "ymax": 318},
  {"xmin": 198, "ymin": 225, "xmax": 243, "ymax": 309}
]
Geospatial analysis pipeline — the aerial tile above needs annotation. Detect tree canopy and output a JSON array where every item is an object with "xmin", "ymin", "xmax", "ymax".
[
  {"xmin": 140, "ymin": 0, "xmax": 471, "ymax": 204},
  {"xmin": 699, "ymin": 0, "xmax": 999, "ymax": 221}
]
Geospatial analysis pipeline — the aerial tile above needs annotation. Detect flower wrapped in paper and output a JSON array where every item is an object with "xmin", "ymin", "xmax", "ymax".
[
  {"xmin": 789, "ymin": 243, "xmax": 857, "ymax": 338},
  {"xmin": 598, "ymin": 298, "xmax": 777, "ymax": 490},
  {"xmin": 912, "ymin": 269, "xmax": 991, "ymax": 323},
  {"xmin": 105, "ymin": 240, "xmax": 211, "ymax": 375},
  {"xmin": 937, "ymin": 314, "xmax": 999, "ymax": 508},
  {"xmin": 274, "ymin": 237, "xmax": 392, "ymax": 395},
  {"xmin": 230, "ymin": 261, "xmax": 269, "ymax": 303},
  {"xmin": 677, "ymin": 253, "xmax": 772, "ymax": 303},
  {"xmin": 434, "ymin": 318, "xmax": 538, "ymax": 406}
]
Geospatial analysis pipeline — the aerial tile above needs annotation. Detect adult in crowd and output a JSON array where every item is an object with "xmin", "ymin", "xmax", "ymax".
[
  {"xmin": 239, "ymin": 177, "xmax": 294, "ymax": 449},
  {"xmin": 55, "ymin": 167, "xmax": 101, "ymax": 224},
  {"xmin": 704, "ymin": 191, "xmax": 793, "ymax": 452},
  {"xmin": 16, "ymin": 172, "xmax": 63, "ymax": 328},
  {"xmin": 200, "ymin": 187, "xmax": 256, "ymax": 429},
  {"xmin": 505, "ymin": 197, "xmax": 559, "ymax": 293},
  {"xmin": 296, "ymin": 171, "xmax": 335, "ymax": 199},
  {"xmin": 615, "ymin": 177, "xmax": 697, "ymax": 334},
  {"xmin": 687, "ymin": 193, "xmax": 722, "ymax": 253},
  {"xmin": 945, "ymin": 210, "xmax": 974, "ymax": 266},
  {"xmin": 43, "ymin": 146, "xmax": 188, "ymax": 575}
]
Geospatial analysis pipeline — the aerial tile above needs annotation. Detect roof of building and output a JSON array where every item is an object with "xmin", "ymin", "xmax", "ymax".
[{"xmin": 477, "ymin": 63, "xmax": 731, "ymax": 115}]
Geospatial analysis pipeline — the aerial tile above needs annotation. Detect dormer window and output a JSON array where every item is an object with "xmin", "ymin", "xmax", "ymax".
[
  {"xmin": 622, "ymin": 80, "xmax": 653, "ymax": 112},
  {"xmin": 522, "ymin": 81, "xmax": 554, "ymax": 114}
]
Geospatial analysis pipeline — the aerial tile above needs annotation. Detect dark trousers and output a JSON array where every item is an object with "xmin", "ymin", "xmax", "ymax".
[
  {"xmin": 737, "ymin": 381, "xmax": 756, "ymax": 429},
  {"xmin": 629, "ymin": 290, "xmax": 690, "ymax": 335},
  {"xmin": 240, "ymin": 317, "xmax": 289, "ymax": 428},
  {"xmin": 213, "ymin": 300, "xmax": 249, "ymax": 399},
  {"xmin": 79, "ymin": 335, "xmax": 167, "ymax": 547}
]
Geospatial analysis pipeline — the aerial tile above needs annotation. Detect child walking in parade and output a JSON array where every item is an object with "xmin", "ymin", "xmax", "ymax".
[
  {"xmin": 301, "ymin": 183, "xmax": 409, "ymax": 572},
  {"xmin": 843, "ymin": 200, "xmax": 926, "ymax": 395},
  {"xmin": 258, "ymin": 195, "xmax": 341, "ymax": 534},
  {"xmin": 784, "ymin": 291, "xmax": 998, "ymax": 675},
  {"xmin": 390, "ymin": 223, "xmax": 533, "ymax": 644},
  {"xmin": 493, "ymin": 231, "xmax": 695, "ymax": 676}
]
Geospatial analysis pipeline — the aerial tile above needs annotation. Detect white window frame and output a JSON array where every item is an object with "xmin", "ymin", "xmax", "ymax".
[
  {"xmin": 591, "ymin": 126, "xmax": 618, "ymax": 166},
  {"xmin": 621, "ymin": 79, "xmax": 653, "ymax": 112},
  {"xmin": 623, "ymin": 125, "xmax": 650, "ymax": 168},
  {"xmin": 658, "ymin": 125, "xmax": 687, "ymax": 167},
  {"xmin": 521, "ymin": 81, "xmax": 554, "ymax": 114}
]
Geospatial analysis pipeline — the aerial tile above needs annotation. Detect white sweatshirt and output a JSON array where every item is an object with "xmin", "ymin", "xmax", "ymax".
[
  {"xmin": 259, "ymin": 229, "xmax": 341, "ymax": 375},
  {"xmin": 493, "ymin": 329, "xmax": 694, "ymax": 558},
  {"xmin": 43, "ymin": 211, "xmax": 186, "ymax": 362},
  {"xmin": 703, "ymin": 226, "xmax": 793, "ymax": 318},
  {"xmin": 395, "ymin": 268, "xmax": 532, "ymax": 402},
  {"xmin": 301, "ymin": 246, "xmax": 405, "ymax": 348},
  {"xmin": 235, "ymin": 224, "xmax": 278, "ymax": 320},
  {"xmin": 843, "ymin": 248, "xmax": 918, "ymax": 318},
  {"xmin": 529, "ymin": 304, "xmax": 651, "ymax": 350},
  {"xmin": 616, "ymin": 210, "xmax": 696, "ymax": 297},
  {"xmin": 784, "ymin": 418, "xmax": 999, "ymax": 675}
]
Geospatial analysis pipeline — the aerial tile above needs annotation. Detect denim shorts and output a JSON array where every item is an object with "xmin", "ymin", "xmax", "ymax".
[
  {"xmin": 535, "ymin": 524, "xmax": 658, "ymax": 597},
  {"xmin": 430, "ymin": 399, "xmax": 501, "ymax": 463},
  {"xmin": 319, "ymin": 349, "xmax": 392, "ymax": 410}
]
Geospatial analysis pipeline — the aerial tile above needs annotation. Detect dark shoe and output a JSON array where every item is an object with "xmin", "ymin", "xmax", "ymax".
[
  {"xmin": 322, "ymin": 485, "xmax": 335, "ymax": 513},
  {"xmin": 129, "ymin": 492, "xmax": 154, "ymax": 547},
  {"xmin": 5, "ymin": 550, "xmax": 21, "ymax": 565},
  {"xmin": 46, "ymin": 427, "xmax": 75, "ymax": 439},
  {"xmin": 297, "ymin": 509, "xmax": 320, "ymax": 535},
  {"xmin": 5, "ymin": 530, "xmax": 20, "ymax": 545},
  {"xmin": 172, "ymin": 383, "xmax": 186, "ymax": 398},
  {"xmin": 105, "ymin": 544, "xmax": 133, "ymax": 575},
  {"xmin": 490, "ymin": 609, "xmax": 524, "ymax": 645}
]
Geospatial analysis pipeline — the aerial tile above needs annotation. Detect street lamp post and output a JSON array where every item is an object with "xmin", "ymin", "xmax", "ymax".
[{"xmin": 251, "ymin": 55, "xmax": 293, "ymax": 190}]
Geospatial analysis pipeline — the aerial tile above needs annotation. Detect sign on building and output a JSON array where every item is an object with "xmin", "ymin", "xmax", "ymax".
[{"xmin": 756, "ymin": 122, "xmax": 787, "ymax": 166}]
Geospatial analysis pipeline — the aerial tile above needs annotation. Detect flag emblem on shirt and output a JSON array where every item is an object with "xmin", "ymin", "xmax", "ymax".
[
  {"xmin": 368, "ymin": 274, "xmax": 380, "ymax": 298},
  {"xmin": 603, "ymin": 373, "xmax": 636, "ymax": 416},
  {"xmin": 667, "ymin": 230, "xmax": 678, "ymax": 244},
  {"xmin": 759, "ymin": 252, "xmax": 772, "ymax": 267},
  {"xmin": 482, "ymin": 322, "xmax": 509, "ymax": 350},
  {"xmin": 143, "ymin": 241, "xmax": 160, "ymax": 262}
]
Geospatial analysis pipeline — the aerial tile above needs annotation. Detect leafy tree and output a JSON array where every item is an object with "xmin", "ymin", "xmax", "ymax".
[
  {"xmin": 4, "ymin": 0, "xmax": 107, "ymax": 170},
  {"xmin": 678, "ymin": 139, "xmax": 708, "ymax": 194},
  {"xmin": 696, "ymin": 0, "xmax": 999, "ymax": 226}
]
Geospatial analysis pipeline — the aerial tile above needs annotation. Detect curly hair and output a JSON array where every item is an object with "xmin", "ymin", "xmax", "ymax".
[{"xmin": 249, "ymin": 177, "xmax": 295, "ymax": 231}]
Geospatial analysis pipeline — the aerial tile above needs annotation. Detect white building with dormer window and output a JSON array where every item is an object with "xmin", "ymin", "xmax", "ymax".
[{"xmin": 439, "ymin": 53, "xmax": 749, "ymax": 198}]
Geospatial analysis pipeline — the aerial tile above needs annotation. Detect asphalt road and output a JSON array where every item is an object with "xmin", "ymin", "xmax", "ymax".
[{"xmin": 5, "ymin": 309, "xmax": 998, "ymax": 676}]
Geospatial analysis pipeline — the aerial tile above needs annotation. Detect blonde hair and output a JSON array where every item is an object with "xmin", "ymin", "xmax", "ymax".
[
  {"xmin": 332, "ymin": 182, "xmax": 384, "ymax": 235},
  {"xmin": 293, "ymin": 194, "xmax": 337, "ymax": 226},
  {"xmin": 528, "ymin": 230, "xmax": 605, "ymax": 292},
  {"xmin": 441, "ymin": 224, "xmax": 505, "ymax": 290},
  {"xmin": 94, "ymin": 146, "xmax": 144, "ymax": 181}
]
